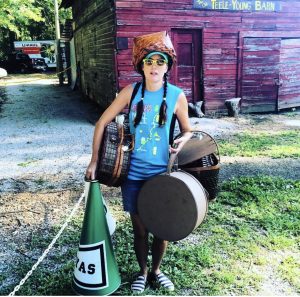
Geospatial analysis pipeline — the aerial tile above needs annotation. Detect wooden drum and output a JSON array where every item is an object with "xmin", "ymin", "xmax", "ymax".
[{"xmin": 137, "ymin": 155, "xmax": 208, "ymax": 241}]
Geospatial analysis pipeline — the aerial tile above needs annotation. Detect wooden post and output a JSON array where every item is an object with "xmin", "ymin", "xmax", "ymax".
[
  {"xmin": 54, "ymin": 0, "xmax": 64, "ymax": 85},
  {"xmin": 65, "ymin": 41, "xmax": 71, "ymax": 85}
]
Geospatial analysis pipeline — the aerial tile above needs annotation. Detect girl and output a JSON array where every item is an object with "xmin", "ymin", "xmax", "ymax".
[{"xmin": 85, "ymin": 31, "xmax": 192, "ymax": 293}]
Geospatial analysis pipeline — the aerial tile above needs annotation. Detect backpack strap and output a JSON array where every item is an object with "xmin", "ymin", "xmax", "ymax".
[
  {"xmin": 128, "ymin": 82, "xmax": 175, "ymax": 145},
  {"xmin": 128, "ymin": 82, "xmax": 142, "ymax": 113},
  {"xmin": 169, "ymin": 113, "xmax": 177, "ymax": 145}
]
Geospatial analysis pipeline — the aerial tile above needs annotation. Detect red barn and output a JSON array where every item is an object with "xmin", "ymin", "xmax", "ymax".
[{"xmin": 61, "ymin": 0, "xmax": 300, "ymax": 114}]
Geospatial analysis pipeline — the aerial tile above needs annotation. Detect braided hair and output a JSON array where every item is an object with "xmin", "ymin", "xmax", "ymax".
[
  {"xmin": 159, "ymin": 73, "xmax": 168, "ymax": 126},
  {"xmin": 134, "ymin": 72, "xmax": 169, "ymax": 127},
  {"xmin": 133, "ymin": 73, "xmax": 145, "ymax": 127}
]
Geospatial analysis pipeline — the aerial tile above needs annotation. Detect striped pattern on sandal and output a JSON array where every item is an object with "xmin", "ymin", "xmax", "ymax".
[
  {"xmin": 155, "ymin": 273, "xmax": 174, "ymax": 291},
  {"xmin": 131, "ymin": 275, "xmax": 147, "ymax": 293}
]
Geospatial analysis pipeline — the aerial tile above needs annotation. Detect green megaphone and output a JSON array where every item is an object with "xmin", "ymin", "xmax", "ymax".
[{"xmin": 72, "ymin": 180, "xmax": 121, "ymax": 295}]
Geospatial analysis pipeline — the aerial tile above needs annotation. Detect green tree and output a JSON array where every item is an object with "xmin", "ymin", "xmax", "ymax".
[
  {"xmin": 29, "ymin": 0, "xmax": 71, "ymax": 40},
  {"xmin": 0, "ymin": 0, "xmax": 42, "ymax": 58},
  {"xmin": 0, "ymin": 0, "xmax": 71, "ymax": 59},
  {"xmin": 0, "ymin": 0, "xmax": 43, "ymax": 36}
]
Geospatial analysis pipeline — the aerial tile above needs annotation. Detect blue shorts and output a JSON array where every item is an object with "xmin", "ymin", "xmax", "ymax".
[{"xmin": 121, "ymin": 179, "xmax": 146, "ymax": 214}]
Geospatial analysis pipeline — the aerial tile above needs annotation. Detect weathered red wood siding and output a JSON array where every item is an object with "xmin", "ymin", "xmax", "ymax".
[
  {"xmin": 63, "ymin": 0, "xmax": 300, "ymax": 113},
  {"xmin": 115, "ymin": 0, "xmax": 300, "ymax": 113},
  {"xmin": 241, "ymin": 37, "xmax": 280, "ymax": 112},
  {"xmin": 278, "ymin": 38, "xmax": 300, "ymax": 110}
]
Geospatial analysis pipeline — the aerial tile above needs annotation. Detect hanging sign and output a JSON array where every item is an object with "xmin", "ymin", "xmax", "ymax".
[{"xmin": 193, "ymin": 0, "xmax": 281, "ymax": 11}]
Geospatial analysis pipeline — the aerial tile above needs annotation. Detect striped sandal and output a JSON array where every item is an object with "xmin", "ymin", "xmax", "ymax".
[
  {"xmin": 131, "ymin": 275, "xmax": 147, "ymax": 293},
  {"xmin": 149, "ymin": 272, "xmax": 175, "ymax": 291}
]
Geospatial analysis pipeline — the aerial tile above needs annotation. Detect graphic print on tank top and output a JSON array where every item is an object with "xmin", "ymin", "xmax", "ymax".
[
  {"xmin": 132, "ymin": 104, "xmax": 162, "ymax": 156},
  {"xmin": 128, "ymin": 83, "xmax": 182, "ymax": 180}
]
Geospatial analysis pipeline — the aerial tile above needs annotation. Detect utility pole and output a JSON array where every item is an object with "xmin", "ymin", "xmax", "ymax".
[{"xmin": 54, "ymin": 0, "xmax": 64, "ymax": 85}]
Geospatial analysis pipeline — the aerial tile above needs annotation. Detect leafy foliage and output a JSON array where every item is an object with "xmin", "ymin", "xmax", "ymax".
[
  {"xmin": 0, "ymin": 0, "xmax": 43, "ymax": 35},
  {"xmin": 0, "ymin": 0, "xmax": 71, "ymax": 59}
]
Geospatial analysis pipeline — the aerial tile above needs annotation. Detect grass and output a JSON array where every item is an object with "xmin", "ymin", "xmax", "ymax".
[
  {"xmin": 0, "ymin": 72, "xmax": 58, "ymax": 87},
  {"xmin": 1, "ymin": 176, "xmax": 299, "ymax": 296},
  {"xmin": 17, "ymin": 159, "xmax": 39, "ymax": 167},
  {"xmin": 218, "ymin": 130, "xmax": 300, "ymax": 158},
  {"xmin": 278, "ymin": 254, "xmax": 300, "ymax": 289},
  {"xmin": 3, "ymin": 72, "xmax": 57, "ymax": 80},
  {"xmin": 2, "ymin": 125, "xmax": 300, "ymax": 294},
  {"xmin": 34, "ymin": 178, "xmax": 46, "ymax": 185}
]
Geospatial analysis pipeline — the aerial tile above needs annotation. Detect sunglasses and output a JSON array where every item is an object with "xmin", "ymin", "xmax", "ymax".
[{"xmin": 143, "ymin": 58, "xmax": 167, "ymax": 66}]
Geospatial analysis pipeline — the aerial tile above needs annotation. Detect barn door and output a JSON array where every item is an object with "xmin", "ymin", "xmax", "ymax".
[
  {"xmin": 278, "ymin": 38, "xmax": 300, "ymax": 110},
  {"xmin": 241, "ymin": 37, "xmax": 281, "ymax": 113},
  {"xmin": 170, "ymin": 29, "xmax": 202, "ymax": 103}
]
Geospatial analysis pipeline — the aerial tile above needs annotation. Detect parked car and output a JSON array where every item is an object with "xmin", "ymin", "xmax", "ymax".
[
  {"xmin": 0, "ymin": 52, "xmax": 47, "ymax": 73},
  {"xmin": 0, "ymin": 67, "xmax": 7, "ymax": 77}
]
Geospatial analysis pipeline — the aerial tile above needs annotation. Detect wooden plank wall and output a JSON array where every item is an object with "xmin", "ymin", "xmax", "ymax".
[
  {"xmin": 241, "ymin": 37, "xmax": 280, "ymax": 112},
  {"xmin": 115, "ymin": 0, "xmax": 300, "ymax": 113},
  {"xmin": 278, "ymin": 38, "xmax": 300, "ymax": 109},
  {"xmin": 72, "ymin": 0, "xmax": 117, "ymax": 109}
]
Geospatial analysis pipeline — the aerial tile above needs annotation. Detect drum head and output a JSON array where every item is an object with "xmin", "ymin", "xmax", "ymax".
[{"xmin": 137, "ymin": 172, "xmax": 207, "ymax": 241}]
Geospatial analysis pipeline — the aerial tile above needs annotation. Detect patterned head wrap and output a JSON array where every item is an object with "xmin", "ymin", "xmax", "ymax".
[{"xmin": 132, "ymin": 31, "xmax": 177, "ymax": 74}]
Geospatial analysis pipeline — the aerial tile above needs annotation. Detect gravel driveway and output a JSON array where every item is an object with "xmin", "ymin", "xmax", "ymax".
[
  {"xmin": 0, "ymin": 74, "xmax": 299, "ymax": 295},
  {"xmin": 0, "ymin": 76, "xmax": 96, "ymax": 193},
  {"xmin": 1, "ymin": 74, "xmax": 299, "ymax": 193}
]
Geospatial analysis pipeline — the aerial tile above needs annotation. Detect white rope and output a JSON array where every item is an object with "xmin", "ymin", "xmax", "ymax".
[{"xmin": 9, "ymin": 192, "xmax": 85, "ymax": 296}]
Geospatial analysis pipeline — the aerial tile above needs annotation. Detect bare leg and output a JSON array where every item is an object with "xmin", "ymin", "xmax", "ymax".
[
  {"xmin": 149, "ymin": 237, "xmax": 174, "ymax": 291},
  {"xmin": 151, "ymin": 236, "xmax": 168, "ymax": 274},
  {"xmin": 130, "ymin": 213, "xmax": 149, "ymax": 276}
]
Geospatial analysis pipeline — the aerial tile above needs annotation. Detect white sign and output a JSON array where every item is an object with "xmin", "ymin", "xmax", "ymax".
[
  {"xmin": 14, "ymin": 41, "xmax": 41, "ymax": 48},
  {"xmin": 73, "ymin": 241, "xmax": 109, "ymax": 290}
]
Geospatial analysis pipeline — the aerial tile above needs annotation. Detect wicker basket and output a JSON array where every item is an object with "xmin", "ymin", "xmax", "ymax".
[
  {"xmin": 174, "ymin": 130, "xmax": 220, "ymax": 201},
  {"xmin": 96, "ymin": 121, "xmax": 134, "ymax": 187},
  {"xmin": 180, "ymin": 153, "xmax": 220, "ymax": 201},
  {"xmin": 95, "ymin": 82, "xmax": 140, "ymax": 187}
]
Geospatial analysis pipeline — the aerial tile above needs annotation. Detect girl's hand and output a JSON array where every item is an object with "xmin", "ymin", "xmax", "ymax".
[
  {"xmin": 169, "ymin": 132, "xmax": 193, "ymax": 154},
  {"xmin": 85, "ymin": 160, "xmax": 98, "ymax": 180}
]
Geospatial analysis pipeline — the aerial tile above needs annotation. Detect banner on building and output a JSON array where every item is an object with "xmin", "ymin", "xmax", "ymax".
[
  {"xmin": 193, "ymin": 0, "xmax": 281, "ymax": 11},
  {"xmin": 14, "ymin": 40, "xmax": 56, "ymax": 68}
]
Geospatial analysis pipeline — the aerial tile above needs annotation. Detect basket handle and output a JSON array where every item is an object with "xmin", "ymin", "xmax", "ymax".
[
  {"xmin": 174, "ymin": 129, "xmax": 220, "ymax": 162},
  {"xmin": 167, "ymin": 153, "xmax": 178, "ymax": 175},
  {"xmin": 126, "ymin": 134, "xmax": 135, "ymax": 152},
  {"xmin": 166, "ymin": 141, "xmax": 179, "ymax": 175}
]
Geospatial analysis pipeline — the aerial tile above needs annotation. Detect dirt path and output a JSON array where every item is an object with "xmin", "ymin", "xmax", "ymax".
[
  {"xmin": 0, "ymin": 74, "xmax": 299, "ymax": 295},
  {"xmin": 0, "ymin": 74, "xmax": 99, "ymax": 192}
]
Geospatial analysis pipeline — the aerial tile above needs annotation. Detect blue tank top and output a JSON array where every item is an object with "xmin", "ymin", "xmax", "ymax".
[{"xmin": 128, "ymin": 82, "xmax": 182, "ymax": 180}]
